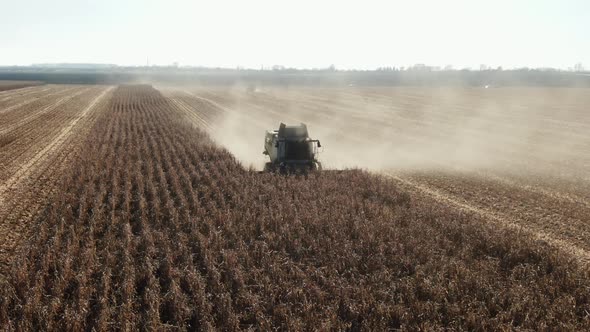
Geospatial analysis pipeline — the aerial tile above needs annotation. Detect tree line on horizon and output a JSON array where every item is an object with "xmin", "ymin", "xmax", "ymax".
[{"xmin": 0, "ymin": 65, "xmax": 588, "ymax": 87}]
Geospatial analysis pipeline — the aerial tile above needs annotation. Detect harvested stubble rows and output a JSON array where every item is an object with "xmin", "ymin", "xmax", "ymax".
[
  {"xmin": 1, "ymin": 85, "xmax": 589, "ymax": 330},
  {"xmin": 0, "ymin": 81, "xmax": 43, "ymax": 92},
  {"xmin": 0, "ymin": 85, "xmax": 113, "ymax": 267}
]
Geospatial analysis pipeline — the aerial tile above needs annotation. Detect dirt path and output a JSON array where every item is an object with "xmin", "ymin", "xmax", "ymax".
[{"xmin": 0, "ymin": 86, "xmax": 114, "ymax": 270}]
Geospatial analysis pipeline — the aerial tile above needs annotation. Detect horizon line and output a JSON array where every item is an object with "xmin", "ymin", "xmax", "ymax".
[{"xmin": 0, "ymin": 63, "xmax": 586, "ymax": 72}]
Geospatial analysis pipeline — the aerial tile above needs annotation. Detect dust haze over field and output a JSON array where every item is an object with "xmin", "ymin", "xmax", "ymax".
[
  {"xmin": 162, "ymin": 85, "xmax": 590, "ymax": 182},
  {"xmin": 162, "ymin": 83, "xmax": 590, "ymax": 270}
]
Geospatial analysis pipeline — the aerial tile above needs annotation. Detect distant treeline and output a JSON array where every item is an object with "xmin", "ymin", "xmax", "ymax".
[{"xmin": 0, "ymin": 67, "xmax": 589, "ymax": 87}]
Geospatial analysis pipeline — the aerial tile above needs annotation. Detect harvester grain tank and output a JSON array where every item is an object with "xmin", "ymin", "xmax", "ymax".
[{"xmin": 263, "ymin": 123, "xmax": 322, "ymax": 171}]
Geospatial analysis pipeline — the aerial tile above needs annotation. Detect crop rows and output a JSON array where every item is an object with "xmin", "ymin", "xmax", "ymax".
[
  {"xmin": 0, "ymin": 86, "xmax": 102, "ymax": 180},
  {"xmin": 1, "ymin": 85, "xmax": 589, "ymax": 330},
  {"xmin": 169, "ymin": 86, "xmax": 590, "ymax": 263},
  {"xmin": 0, "ymin": 81, "xmax": 42, "ymax": 93},
  {"xmin": 0, "ymin": 85, "xmax": 113, "ymax": 268}
]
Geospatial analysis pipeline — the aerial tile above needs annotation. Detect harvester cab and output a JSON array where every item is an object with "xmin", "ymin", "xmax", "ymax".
[{"xmin": 263, "ymin": 123, "xmax": 322, "ymax": 171}]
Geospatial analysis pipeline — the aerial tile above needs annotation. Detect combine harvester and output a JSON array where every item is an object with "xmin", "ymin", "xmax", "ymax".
[{"xmin": 263, "ymin": 123, "xmax": 322, "ymax": 172}]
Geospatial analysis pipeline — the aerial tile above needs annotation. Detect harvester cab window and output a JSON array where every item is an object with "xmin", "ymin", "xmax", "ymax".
[{"xmin": 285, "ymin": 141, "xmax": 311, "ymax": 160}]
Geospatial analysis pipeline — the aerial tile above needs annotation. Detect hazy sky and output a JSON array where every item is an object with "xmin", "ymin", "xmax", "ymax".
[{"xmin": 1, "ymin": 0, "xmax": 588, "ymax": 69}]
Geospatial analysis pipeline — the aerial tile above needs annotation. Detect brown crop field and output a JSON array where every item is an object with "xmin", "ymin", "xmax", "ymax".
[
  {"xmin": 0, "ymin": 81, "xmax": 43, "ymax": 92},
  {"xmin": 1, "ymin": 84, "xmax": 590, "ymax": 330},
  {"xmin": 162, "ymin": 86, "xmax": 590, "ymax": 263}
]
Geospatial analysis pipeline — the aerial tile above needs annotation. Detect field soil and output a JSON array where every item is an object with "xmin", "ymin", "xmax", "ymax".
[
  {"xmin": 0, "ymin": 80, "xmax": 43, "ymax": 92},
  {"xmin": 0, "ymin": 85, "xmax": 114, "ymax": 268},
  {"xmin": 0, "ymin": 84, "xmax": 589, "ymax": 330}
]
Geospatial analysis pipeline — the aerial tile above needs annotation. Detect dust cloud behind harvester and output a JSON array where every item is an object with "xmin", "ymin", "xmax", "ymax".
[{"xmin": 161, "ymin": 85, "xmax": 590, "ymax": 183}]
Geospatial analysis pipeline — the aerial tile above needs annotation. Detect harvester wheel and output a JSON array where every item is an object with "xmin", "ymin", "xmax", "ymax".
[{"xmin": 314, "ymin": 162, "xmax": 323, "ymax": 171}]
